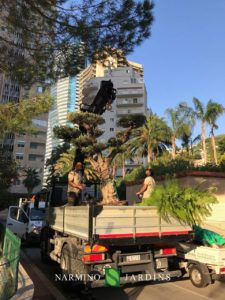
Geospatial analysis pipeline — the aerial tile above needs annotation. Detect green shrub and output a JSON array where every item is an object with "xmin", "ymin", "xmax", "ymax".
[
  {"xmin": 123, "ymin": 165, "xmax": 146, "ymax": 182},
  {"xmin": 194, "ymin": 162, "xmax": 225, "ymax": 172},
  {"xmin": 150, "ymin": 157, "xmax": 193, "ymax": 177},
  {"xmin": 140, "ymin": 180, "xmax": 218, "ymax": 226}
]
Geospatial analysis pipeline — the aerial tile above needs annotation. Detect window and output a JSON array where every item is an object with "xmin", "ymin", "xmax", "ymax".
[
  {"xmin": 110, "ymin": 118, "xmax": 114, "ymax": 122},
  {"xmin": 13, "ymin": 180, "xmax": 21, "ymax": 185},
  {"xmin": 133, "ymin": 98, "xmax": 138, "ymax": 104},
  {"xmin": 29, "ymin": 154, "xmax": 36, "ymax": 161},
  {"xmin": 126, "ymin": 69, "xmax": 130, "ymax": 73},
  {"xmin": 16, "ymin": 153, "xmax": 23, "ymax": 160},
  {"xmin": 9, "ymin": 207, "xmax": 28, "ymax": 223},
  {"xmin": 128, "ymin": 109, "xmax": 131, "ymax": 114},
  {"xmin": 110, "ymin": 128, "xmax": 114, "ymax": 132},
  {"xmin": 35, "ymin": 131, "xmax": 46, "ymax": 136},
  {"xmin": 30, "ymin": 142, "xmax": 45, "ymax": 149},
  {"xmin": 29, "ymin": 154, "xmax": 44, "ymax": 161},
  {"xmin": 17, "ymin": 141, "xmax": 25, "ymax": 147},
  {"xmin": 32, "ymin": 119, "xmax": 47, "ymax": 127}
]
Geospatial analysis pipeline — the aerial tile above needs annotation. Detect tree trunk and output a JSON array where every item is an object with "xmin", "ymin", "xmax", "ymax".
[
  {"xmin": 211, "ymin": 133, "xmax": 218, "ymax": 165},
  {"xmin": 147, "ymin": 146, "xmax": 153, "ymax": 164},
  {"xmin": 171, "ymin": 135, "xmax": 176, "ymax": 159},
  {"xmin": 89, "ymin": 156, "xmax": 119, "ymax": 205},
  {"xmin": 122, "ymin": 156, "xmax": 126, "ymax": 178},
  {"xmin": 201, "ymin": 121, "xmax": 207, "ymax": 164},
  {"xmin": 101, "ymin": 181, "xmax": 118, "ymax": 205}
]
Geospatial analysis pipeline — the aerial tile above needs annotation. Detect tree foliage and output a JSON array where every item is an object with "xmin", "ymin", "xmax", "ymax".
[
  {"xmin": 140, "ymin": 179, "xmax": 218, "ymax": 226},
  {"xmin": 22, "ymin": 168, "xmax": 41, "ymax": 198},
  {"xmin": 53, "ymin": 111, "xmax": 145, "ymax": 203},
  {"xmin": 0, "ymin": 90, "xmax": 52, "ymax": 138},
  {"xmin": 0, "ymin": 0, "xmax": 154, "ymax": 85},
  {"xmin": 127, "ymin": 112, "xmax": 171, "ymax": 163}
]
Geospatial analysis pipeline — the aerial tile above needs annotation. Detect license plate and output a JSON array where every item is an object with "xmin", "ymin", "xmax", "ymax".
[{"xmin": 126, "ymin": 255, "xmax": 141, "ymax": 262}]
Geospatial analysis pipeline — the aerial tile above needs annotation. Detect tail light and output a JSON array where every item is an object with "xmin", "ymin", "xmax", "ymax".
[
  {"xmin": 160, "ymin": 248, "xmax": 176, "ymax": 255},
  {"xmin": 220, "ymin": 267, "xmax": 225, "ymax": 274},
  {"xmin": 84, "ymin": 244, "xmax": 108, "ymax": 253},
  {"xmin": 82, "ymin": 253, "xmax": 105, "ymax": 263}
]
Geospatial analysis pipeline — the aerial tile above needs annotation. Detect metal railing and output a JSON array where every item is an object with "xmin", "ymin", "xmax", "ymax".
[{"xmin": 0, "ymin": 224, "xmax": 21, "ymax": 300}]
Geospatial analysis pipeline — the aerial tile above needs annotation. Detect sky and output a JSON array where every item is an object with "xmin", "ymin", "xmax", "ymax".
[{"xmin": 128, "ymin": 0, "xmax": 225, "ymax": 138}]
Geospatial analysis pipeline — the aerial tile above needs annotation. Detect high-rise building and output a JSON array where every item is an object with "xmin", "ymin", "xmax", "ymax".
[
  {"xmin": 0, "ymin": 5, "xmax": 53, "ymax": 196},
  {"xmin": 82, "ymin": 65, "xmax": 147, "ymax": 142},
  {"xmin": 43, "ymin": 76, "xmax": 79, "ymax": 184},
  {"xmin": 43, "ymin": 53, "xmax": 146, "ymax": 182}
]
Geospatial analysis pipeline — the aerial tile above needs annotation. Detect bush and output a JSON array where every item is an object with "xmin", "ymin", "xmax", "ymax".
[
  {"xmin": 150, "ymin": 157, "xmax": 193, "ymax": 177},
  {"xmin": 140, "ymin": 180, "xmax": 218, "ymax": 226},
  {"xmin": 194, "ymin": 162, "xmax": 225, "ymax": 172}
]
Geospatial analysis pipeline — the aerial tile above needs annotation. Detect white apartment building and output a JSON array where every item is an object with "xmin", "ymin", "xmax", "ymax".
[
  {"xmin": 82, "ymin": 66, "xmax": 147, "ymax": 141},
  {"xmin": 43, "ymin": 55, "xmax": 147, "ymax": 183}
]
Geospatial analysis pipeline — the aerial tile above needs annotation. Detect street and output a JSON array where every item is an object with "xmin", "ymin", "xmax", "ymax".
[{"xmin": 22, "ymin": 247, "xmax": 225, "ymax": 300}]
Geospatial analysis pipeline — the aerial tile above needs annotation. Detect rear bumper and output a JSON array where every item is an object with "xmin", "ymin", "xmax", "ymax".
[{"xmin": 89, "ymin": 270, "xmax": 182, "ymax": 288}]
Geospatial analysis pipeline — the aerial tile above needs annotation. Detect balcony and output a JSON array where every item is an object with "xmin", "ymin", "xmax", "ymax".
[
  {"xmin": 116, "ymin": 109, "xmax": 145, "ymax": 117},
  {"xmin": 116, "ymin": 89, "xmax": 143, "ymax": 97},
  {"xmin": 116, "ymin": 99, "xmax": 143, "ymax": 107}
]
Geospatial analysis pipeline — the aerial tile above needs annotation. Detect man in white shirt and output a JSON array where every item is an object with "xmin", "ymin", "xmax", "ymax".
[{"xmin": 136, "ymin": 168, "xmax": 155, "ymax": 201}]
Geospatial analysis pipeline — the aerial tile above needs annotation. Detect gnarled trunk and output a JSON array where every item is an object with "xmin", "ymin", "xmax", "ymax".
[
  {"xmin": 88, "ymin": 156, "xmax": 119, "ymax": 205},
  {"xmin": 101, "ymin": 181, "xmax": 118, "ymax": 205}
]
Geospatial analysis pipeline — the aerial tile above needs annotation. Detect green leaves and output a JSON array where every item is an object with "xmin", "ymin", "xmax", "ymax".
[
  {"xmin": 22, "ymin": 168, "xmax": 41, "ymax": 197},
  {"xmin": 0, "ymin": 90, "xmax": 52, "ymax": 138},
  {"xmin": 140, "ymin": 180, "xmax": 218, "ymax": 226},
  {"xmin": 0, "ymin": 0, "xmax": 154, "ymax": 84},
  {"xmin": 117, "ymin": 114, "xmax": 146, "ymax": 128}
]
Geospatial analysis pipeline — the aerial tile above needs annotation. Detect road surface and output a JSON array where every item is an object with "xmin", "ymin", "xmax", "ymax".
[{"xmin": 22, "ymin": 247, "xmax": 225, "ymax": 300}]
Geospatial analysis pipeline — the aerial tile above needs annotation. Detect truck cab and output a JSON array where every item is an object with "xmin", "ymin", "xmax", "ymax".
[{"xmin": 6, "ymin": 198, "xmax": 46, "ymax": 243}]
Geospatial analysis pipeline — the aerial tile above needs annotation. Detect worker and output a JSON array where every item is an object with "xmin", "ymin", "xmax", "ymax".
[
  {"xmin": 136, "ymin": 168, "xmax": 155, "ymax": 201},
  {"xmin": 67, "ymin": 161, "xmax": 86, "ymax": 206}
]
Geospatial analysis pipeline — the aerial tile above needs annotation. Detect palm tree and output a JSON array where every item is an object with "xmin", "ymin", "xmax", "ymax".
[
  {"xmin": 166, "ymin": 103, "xmax": 193, "ymax": 159},
  {"xmin": 23, "ymin": 168, "xmax": 41, "ymax": 199},
  {"xmin": 127, "ymin": 113, "xmax": 171, "ymax": 164},
  {"xmin": 205, "ymin": 100, "xmax": 225, "ymax": 165},
  {"xmin": 193, "ymin": 97, "xmax": 208, "ymax": 164}
]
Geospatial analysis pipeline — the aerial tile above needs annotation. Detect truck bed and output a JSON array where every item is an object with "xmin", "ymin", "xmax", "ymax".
[{"xmin": 47, "ymin": 205, "xmax": 192, "ymax": 245}]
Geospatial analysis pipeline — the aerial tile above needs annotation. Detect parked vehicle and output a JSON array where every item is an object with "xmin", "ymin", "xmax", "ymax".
[
  {"xmin": 41, "ymin": 204, "xmax": 193, "ymax": 287},
  {"xmin": 177, "ymin": 243, "xmax": 225, "ymax": 288},
  {"xmin": 6, "ymin": 197, "xmax": 46, "ymax": 243}
]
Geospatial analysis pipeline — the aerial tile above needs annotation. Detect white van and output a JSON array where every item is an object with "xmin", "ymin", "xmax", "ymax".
[{"xmin": 6, "ymin": 199, "xmax": 46, "ymax": 243}]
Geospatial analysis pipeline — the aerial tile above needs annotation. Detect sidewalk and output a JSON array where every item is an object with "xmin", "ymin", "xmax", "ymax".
[{"xmin": 10, "ymin": 263, "xmax": 34, "ymax": 300}]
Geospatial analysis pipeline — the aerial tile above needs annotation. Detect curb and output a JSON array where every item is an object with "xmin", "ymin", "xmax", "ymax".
[{"xmin": 10, "ymin": 263, "xmax": 34, "ymax": 300}]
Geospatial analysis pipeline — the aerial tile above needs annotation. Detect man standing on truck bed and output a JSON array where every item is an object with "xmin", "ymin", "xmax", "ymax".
[
  {"xmin": 136, "ymin": 168, "xmax": 155, "ymax": 201},
  {"xmin": 68, "ymin": 162, "xmax": 86, "ymax": 205}
]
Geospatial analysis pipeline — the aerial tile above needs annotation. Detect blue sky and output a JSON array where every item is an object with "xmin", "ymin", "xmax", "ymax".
[{"xmin": 128, "ymin": 0, "xmax": 225, "ymax": 138}]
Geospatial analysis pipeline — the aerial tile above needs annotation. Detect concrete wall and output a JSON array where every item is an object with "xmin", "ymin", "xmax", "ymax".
[{"xmin": 126, "ymin": 176, "xmax": 225, "ymax": 205}]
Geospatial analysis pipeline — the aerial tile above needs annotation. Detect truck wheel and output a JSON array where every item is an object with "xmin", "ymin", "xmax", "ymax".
[
  {"xmin": 60, "ymin": 244, "xmax": 71, "ymax": 275},
  {"xmin": 40, "ymin": 228, "xmax": 51, "ymax": 263},
  {"xmin": 189, "ymin": 264, "xmax": 210, "ymax": 288}
]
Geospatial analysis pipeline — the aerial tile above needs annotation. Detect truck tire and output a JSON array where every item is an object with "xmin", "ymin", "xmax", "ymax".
[
  {"xmin": 189, "ymin": 264, "xmax": 211, "ymax": 288},
  {"xmin": 60, "ymin": 243, "xmax": 89, "ymax": 288},
  {"xmin": 40, "ymin": 227, "xmax": 52, "ymax": 263},
  {"xmin": 60, "ymin": 244, "xmax": 71, "ymax": 275}
]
